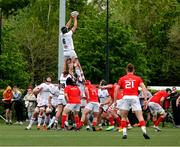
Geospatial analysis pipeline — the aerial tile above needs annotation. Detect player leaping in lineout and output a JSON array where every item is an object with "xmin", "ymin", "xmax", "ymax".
[{"xmin": 60, "ymin": 11, "xmax": 85, "ymax": 82}]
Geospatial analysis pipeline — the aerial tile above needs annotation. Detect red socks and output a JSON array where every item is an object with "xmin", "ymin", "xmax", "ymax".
[
  {"xmin": 155, "ymin": 116, "xmax": 164, "ymax": 126},
  {"xmin": 121, "ymin": 120, "xmax": 127, "ymax": 128},
  {"xmin": 116, "ymin": 117, "xmax": 121, "ymax": 127},
  {"xmin": 139, "ymin": 120, "xmax": 146, "ymax": 127},
  {"xmin": 92, "ymin": 121, "xmax": 97, "ymax": 127},
  {"xmin": 61, "ymin": 115, "xmax": 67, "ymax": 128},
  {"xmin": 75, "ymin": 116, "xmax": 80, "ymax": 128},
  {"xmin": 109, "ymin": 116, "xmax": 114, "ymax": 126},
  {"xmin": 153, "ymin": 120, "xmax": 156, "ymax": 125}
]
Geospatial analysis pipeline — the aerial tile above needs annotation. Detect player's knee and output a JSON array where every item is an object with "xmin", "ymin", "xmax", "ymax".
[
  {"xmin": 34, "ymin": 107, "xmax": 40, "ymax": 113},
  {"xmin": 55, "ymin": 107, "xmax": 59, "ymax": 112},
  {"xmin": 63, "ymin": 108, "xmax": 70, "ymax": 115},
  {"xmin": 161, "ymin": 112, "xmax": 167, "ymax": 118},
  {"xmin": 66, "ymin": 58, "xmax": 71, "ymax": 64},
  {"xmin": 39, "ymin": 107, "xmax": 45, "ymax": 113},
  {"xmin": 93, "ymin": 112, "xmax": 99, "ymax": 117},
  {"xmin": 46, "ymin": 107, "xmax": 52, "ymax": 113},
  {"xmin": 83, "ymin": 108, "xmax": 90, "ymax": 115}
]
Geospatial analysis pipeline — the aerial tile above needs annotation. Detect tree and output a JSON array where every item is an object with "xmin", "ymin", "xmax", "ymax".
[
  {"xmin": 6, "ymin": 0, "xmax": 59, "ymax": 84},
  {"xmin": 0, "ymin": 23, "xmax": 30, "ymax": 88},
  {"xmin": 0, "ymin": 0, "xmax": 29, "ymax": 16},
  {"xmin": 1, "ymin": 0, "xmax": 179, "ymax": 86},
  {"xmin": 74, "ymin": 2, "xmax": 149, "ymax": 83},
  {"xmin": 109, "ymin": 0, "xmax": 180, "ymax": 85}
]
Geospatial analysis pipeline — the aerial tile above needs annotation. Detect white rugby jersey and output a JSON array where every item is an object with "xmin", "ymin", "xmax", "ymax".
[
  {"xmin": 60, "ymin": 73, "xmax": 72, "ymax": 86},
  {"xmin": 50, "ymin": 85, "xmax": 60, "ymax": 99},
  {"xmin": 61, "ymin": 30, "xmax": 74, "ymax": 51},
  {"xmin": 38, "ymin": 83, "xmax": 54, "ymax": 101},
  {"xmin": 49, "ymin": 85, "xmax": 61, "ymax": 106},
  {"xmin": 98, "ymin": 89, "xmax": 109, "ymax": 103}
]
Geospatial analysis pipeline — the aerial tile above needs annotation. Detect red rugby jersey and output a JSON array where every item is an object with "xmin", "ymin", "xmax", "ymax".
[
  {"xmin": 118, "ymin": 73, "xmax": 143, "ymax": 96},
  {"xmin": 86, "ymin": 84, "xmax": 99, "ymax": 102},
  {"xmin": 64, "ymin": 85, "xmax": 81, "ymax": 104},
  {"xmin": 149, "ymin": 90, "xmax": 169, "ymax": 104}
]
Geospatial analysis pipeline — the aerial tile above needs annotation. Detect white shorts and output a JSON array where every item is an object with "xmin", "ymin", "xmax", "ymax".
[
  {"xmin": 64, "ymin": 103, "xmax": 80, "ymax": 112},
  {"xmin": 37, "ymin": 99, "xmax": 48, "ymax": 107},
  {"xmin": 100, "ymin": 104, "xmax": 109, "ymax": 112},
  {"xmin": 117, "ymin": 95, "xmax": 142, "ymax": 111},
  {"xmin": 51, "ymin": 98, "xmax": 60, "ymax": 107},
  {"xmin": 116, "ymin": 99, "xmax": 123, "ymax": 109},
  {"xmin": 58, "ymin": 95, "xmax": 67, "ymax": 106},
  {"xmin": 148, "ymin": 102, "xmax": 165, "ymax": 115},
  {"xmin": 85, "ymin": 102, "xmax": 100, "ymax": 113},
  {"xmin": 81, "ymin": 99, "xmax": 87, "ymax": 107},
  {"xmin": 64, "ymin": 50, "xmax": 77, "ymax": 59}
]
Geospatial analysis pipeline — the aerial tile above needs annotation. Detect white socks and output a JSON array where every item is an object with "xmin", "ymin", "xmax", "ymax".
[
  {"xmin": 123, "ymin": 128, "xmax": 127, "ymax": 136},
  {"xmin": 141, "ymin": 126, "xmax": 147, "ymax": 134}
]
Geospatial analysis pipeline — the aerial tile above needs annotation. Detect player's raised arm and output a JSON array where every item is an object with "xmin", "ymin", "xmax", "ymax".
[
  {"xmin": 71, "ymin": 16, "xmax": 77, "ymax": 33},
  {"xmin": 65, "ymin": 16, "xmax": 72, "ymax": 30},
  {"xmin": 70, "ymin": 11, "xmax": 79, "ymax": 33}
]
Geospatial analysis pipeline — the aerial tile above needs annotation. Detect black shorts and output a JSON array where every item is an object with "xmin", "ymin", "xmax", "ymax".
[{"xmin": 4, "ymin": 103, "xmax": 12, "ymax": 110}]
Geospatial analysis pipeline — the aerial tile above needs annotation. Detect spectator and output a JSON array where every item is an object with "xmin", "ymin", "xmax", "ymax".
[
  {"xmin": 176, "ymin": 95, "xmax": 180, "ymax": 107},
  {"xmin": 23, "ymin": 87, "xmax": 37, "ymax": 121},
  {"xmin": 2, "ymin": 86, "xmax": 13, "ymax": 124},
  {"xmin": 175, "ymin": 95, "xmax": 180, "ymax": 128},
  {"xmin": 12, "ymin": 86, "xmax": 23, "ymax": 125},
  {"xmin": 170, "ymin": 87, "xmax": 180, "ymax": 127}
]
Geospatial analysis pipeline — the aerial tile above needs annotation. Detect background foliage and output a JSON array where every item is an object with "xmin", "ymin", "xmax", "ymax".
[{"xmin": 0, "ymin": 0, "xmax": 179, "ymax": 88}]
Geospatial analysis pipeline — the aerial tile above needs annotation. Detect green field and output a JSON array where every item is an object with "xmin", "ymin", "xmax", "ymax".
[{"xmin": 0, "ymin": 123, "xmax": 180, "ymax": 146}]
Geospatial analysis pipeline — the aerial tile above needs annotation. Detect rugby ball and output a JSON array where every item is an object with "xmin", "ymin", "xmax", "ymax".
[{"xmin": 71, "ymin": 11, "xmax": 79, "ymax": 17}]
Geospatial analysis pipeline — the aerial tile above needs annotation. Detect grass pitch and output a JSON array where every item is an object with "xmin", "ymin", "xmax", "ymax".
[{"xmin": 0, "ymin": 123, "xmax": 179, "ymax": 146}]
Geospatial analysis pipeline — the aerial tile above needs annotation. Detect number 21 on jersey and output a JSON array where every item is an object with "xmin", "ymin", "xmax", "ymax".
[{"xmin": 125, "ymin": 80, "xmax": 135, "ymax": 89}]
